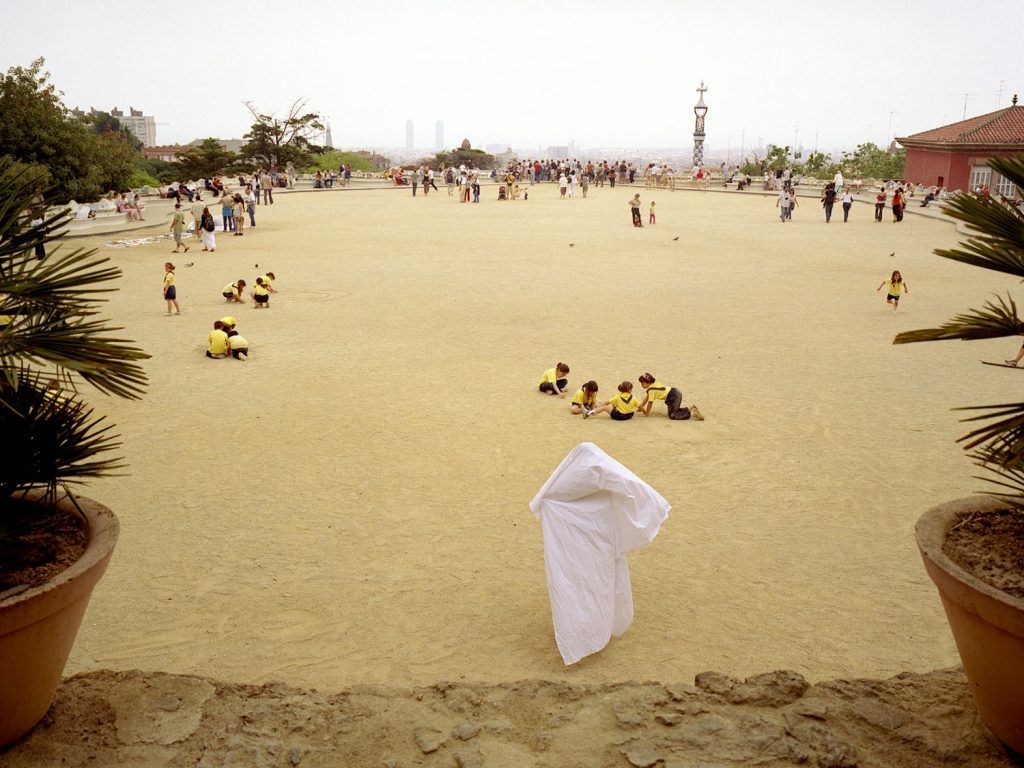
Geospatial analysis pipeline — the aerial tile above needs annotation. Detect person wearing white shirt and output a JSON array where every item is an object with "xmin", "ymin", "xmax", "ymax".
[{"xmin": 841, "ymin": 188, "xmax": 854, "ymax": 222}]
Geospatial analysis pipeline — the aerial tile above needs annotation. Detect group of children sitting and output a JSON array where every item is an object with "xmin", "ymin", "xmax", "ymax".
[
  {"xmin": 204, "ymin": 272, "xmax": 280, "ymax": 360},
  {"xmin": 222, "ymin": 272, "xmax": 276, "ymax": 308},
  {"xmin": 206, "ymin": 316, "xmax": 248, "ymax": 361},
  {"xmin": 538, "ymin": 363, "xmax": 704, "ymax": 421}
]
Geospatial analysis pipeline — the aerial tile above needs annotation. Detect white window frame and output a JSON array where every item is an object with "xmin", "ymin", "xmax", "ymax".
[
  {"xmin": 994, "ymin": 173, "xmax": 1019, "ymax": 199},
  {"xmin": 969, "ymin": 166, "xmax": 991, "ymax": 190}
]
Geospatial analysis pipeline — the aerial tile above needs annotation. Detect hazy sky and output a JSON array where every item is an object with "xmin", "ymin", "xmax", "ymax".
[{"xmin": 4, "ymin": 0, "xmax": 1023, "ymax": 154}]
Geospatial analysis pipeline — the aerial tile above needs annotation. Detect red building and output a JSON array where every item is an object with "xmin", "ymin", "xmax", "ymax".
[{"xmin": 897, "ymin": 99, "xmax": 1024, "ymax": 197}]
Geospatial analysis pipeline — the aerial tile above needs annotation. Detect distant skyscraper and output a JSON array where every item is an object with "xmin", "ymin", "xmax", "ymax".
[
  {"xmin": 325, "ymin": 122, "xmax": 333, "ymax": 149},
  {"xmin": 435, "ymin": 121, "xmax": 444, "ymax": 150},
  {"xmin": 406, "ymin": 119, "xmax": 414, "ymax": 149}
]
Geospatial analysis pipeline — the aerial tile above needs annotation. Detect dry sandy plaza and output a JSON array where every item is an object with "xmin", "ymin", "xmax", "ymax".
[{"xmin": 65, "ymin": 182, "xmax": 1019, "ymax": 691}]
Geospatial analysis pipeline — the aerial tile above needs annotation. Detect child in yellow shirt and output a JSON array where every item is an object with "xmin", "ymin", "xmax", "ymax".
[
  {"xmin": 587, "ymin": 381, "xmax": 640, "ymax": 421},
  {"xmin": 569, "ymin": 381, "xmax": 599, "ymax": 415},
  {"xmin": 206, "ymin": 320, "xmax": 229, "ymax": 359},
  {"xmin": 538, "ymin": 362, "xmax": 570, "ymax": 397}
]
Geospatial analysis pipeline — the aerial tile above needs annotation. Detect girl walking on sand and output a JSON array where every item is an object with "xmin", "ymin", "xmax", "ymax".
[
  {"xmin": 877, "ymin": 270, "xmax": 908, "ymax": 310},
  {"xmin": 841, "ymin": 188, "xmax": 854, "ymax": 222},
  {"xmin": 163, "ymin": 262, "xmax": 181, "ymax": 315}
]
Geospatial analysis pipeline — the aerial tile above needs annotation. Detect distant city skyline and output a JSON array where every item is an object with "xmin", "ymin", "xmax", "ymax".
[{"xmin": 3, "ymin": 1, "xmax": 1021, "ymax": 159}]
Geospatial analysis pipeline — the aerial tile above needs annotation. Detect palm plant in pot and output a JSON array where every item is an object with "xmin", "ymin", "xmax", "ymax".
[
  {"xmin": 0, "ymin": 160, "xmax": 148, "ymax": 746},
  {"xmin": 894, "ymin": 154, "xmax": 1024, "ymax": 755}
]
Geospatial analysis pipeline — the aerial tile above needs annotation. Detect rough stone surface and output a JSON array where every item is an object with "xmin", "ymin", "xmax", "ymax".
[
  {"xmin": 1, "ymin": 667, "xmax": 1017, "ymax": 768},
  {"xmin": 414, "ymin": 726, "xmax": 445, "ymax": 753},
  {"xmin": 624, "ymin": 743, "xmax": 662, "ymax": 766},
  {"xmin": 452, "ymin": 721, "xmax": 481, "ymax": 741},
  {"xmin": 107, "ymin": 673, "xmax": 215, "ymax": 746}
]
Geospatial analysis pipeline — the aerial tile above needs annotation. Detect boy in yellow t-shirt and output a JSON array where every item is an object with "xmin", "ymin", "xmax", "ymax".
[{"xmin": 588, "ymin": 381, "xmax": 640, "ymax": 421}]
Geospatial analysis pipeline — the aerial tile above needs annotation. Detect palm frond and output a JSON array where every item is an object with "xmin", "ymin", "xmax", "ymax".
[
  {"xmin": 953, "ymin": 401, "xmax": 1024, "ymax": 466},
  {"xmin": 0, "ymin": 372, "xmax": 127, "ymax": 501},
  {"xmin": 964, "ymin": 455, "xmax": 1024, "ymax": 507},
  {"xmin": 0, "ymin": 311, "xmax": 148, "ymax": 397},
  {"xmin": 893, "ymin": 294, "xmax": 1022, "ymax": 344},
  {"xmin": 0, "ymin": 158, "xmax": 150, "ymax": 515}
]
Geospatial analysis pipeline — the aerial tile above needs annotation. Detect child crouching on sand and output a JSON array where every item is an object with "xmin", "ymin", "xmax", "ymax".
[
  {"xmin": 586, "ymin": 381, "xmax": 640, "ymax": 420},
  {"xmin": 227, "ymin": 329, "xmax": 248, "ymax": 360},
  {"xmin": 252, "ymin": 277, "xmax": 271, "ymax": 308},
  {"xmin": 570, "ymin": 381, "xmax": 599, "ymax": 415},
  {"xmin": 223, "ymin": 280, "xmax": 246, "ymax": 303},
  {"xmin": 539, "ymin": 363, "xmax": 570, "ymax": 397},
  {"xmin": 206, "ymin": 320, "xmax": 229, "ymax": 359}
]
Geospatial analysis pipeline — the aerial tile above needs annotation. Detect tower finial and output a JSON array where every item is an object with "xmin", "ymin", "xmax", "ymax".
[
  {"xmin": 692, "ymin": 82, "xmax": 708, "ymax": 167},
  {"xmin": 1013, "ymin": 94, "xmax": 1019, "ymax": 106}
]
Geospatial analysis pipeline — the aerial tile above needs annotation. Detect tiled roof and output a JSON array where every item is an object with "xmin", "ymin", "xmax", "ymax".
[{"xmin": 900, "ymin": 106, "xmax": 1024, "ymax": 145}]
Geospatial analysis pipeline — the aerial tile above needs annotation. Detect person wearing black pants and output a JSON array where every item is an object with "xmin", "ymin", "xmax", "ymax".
[
  {"xmin": 821, "ymin": 183, "xmax": 836, "ymax": 223},
  {"xmin": 628, "ymin": 194, "xmax": 643, "ymax": 227}
]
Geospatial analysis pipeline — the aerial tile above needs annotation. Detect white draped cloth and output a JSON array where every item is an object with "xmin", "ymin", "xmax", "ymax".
[{"xmin": 530, "ymin": 442, "xmax": 670, "ymax": 665}]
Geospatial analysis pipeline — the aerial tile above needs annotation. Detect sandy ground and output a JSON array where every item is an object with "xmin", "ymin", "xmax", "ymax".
[{"xmin": 58, "ymin": 182, "xmax": 1020, "ymax": 691}]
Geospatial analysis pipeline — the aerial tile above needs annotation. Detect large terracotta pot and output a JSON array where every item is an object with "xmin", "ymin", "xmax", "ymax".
[
  {"xmin": 0, "ymin": 494, "xmax": 119, "ymax": 746},
  {"xmin": 916, "ymin": 496, "xmax": 1024, "ymax": 754}
]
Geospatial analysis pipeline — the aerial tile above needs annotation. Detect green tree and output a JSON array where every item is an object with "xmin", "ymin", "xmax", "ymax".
[
  {"xmin": 0, "ymin": 58, "xmax": 140, "ymax": 201},
  {"xmin": 298, "ymin": 150, "xmax": 389, "ymax": 174},
  {"xmin": 174, "ymin": 138, "xmax": 241, "ymax": 180},
  {"xmin": 740, "ymin": 144, "xmax": 791, "ymax": 176},
  {"xmin": 135, "ymin": 157, "xmax": 180, "ymax": 184},
  {"xmin": 797, "ymin": 150, "xmax": 836, "ymax": 179},
  {"xmin": 239, "ymin": 99, "xmax": 324, "ymax": 169},
  {"xmin": 764, "ymin": 144, "xmax": 792, "ymax": 172},
  {"xmin": 79, "ymin": 111, "xmax": 142, "ymax": 151},
  {"xmin": 841, "ymin": 142, "xmax": 906, "ymax": 179},
  {"xmin": 434, "ymin": 147, "xmax": 496, "ymax": 170}
]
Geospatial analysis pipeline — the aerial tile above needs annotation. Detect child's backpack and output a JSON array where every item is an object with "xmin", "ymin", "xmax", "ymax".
[
  {"xmin": 203, "ymin": 218, "xmax": 215, "ymax": 232},
  {"xmin": 445, "ymin": 170, "xmax": 454, "ymax": 184}
]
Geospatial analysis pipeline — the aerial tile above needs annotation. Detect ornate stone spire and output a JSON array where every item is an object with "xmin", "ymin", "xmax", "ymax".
[{"xmin": 693, "ymin": 81, "xmax": 708, "ymax": 167}]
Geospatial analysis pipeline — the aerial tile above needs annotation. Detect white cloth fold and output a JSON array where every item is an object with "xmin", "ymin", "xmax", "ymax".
[{"xmin": 530, "ymin": 442, "xmax": 670, "ymax": 665}]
